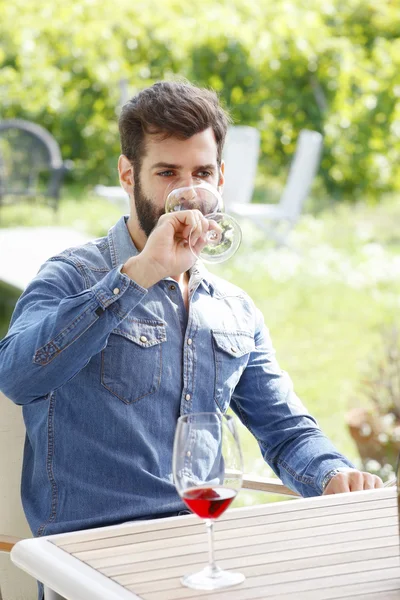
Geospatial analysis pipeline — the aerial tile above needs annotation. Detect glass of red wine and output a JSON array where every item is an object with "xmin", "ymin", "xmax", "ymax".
[{"xmin": 172, "ymin": 412, "xmax": 245, "ymax": 590}]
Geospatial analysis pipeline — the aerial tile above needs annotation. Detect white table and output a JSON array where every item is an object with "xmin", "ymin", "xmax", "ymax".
[
  {"xmin": 11, "ymin": 487, "xmax": 399, "ymax": 600},
  {"xmin": 0, "ymin": 227, "xmax": 90, "ymax": 290}
]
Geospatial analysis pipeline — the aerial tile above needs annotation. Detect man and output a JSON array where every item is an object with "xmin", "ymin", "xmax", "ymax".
[{"xmin": 0, "ymin": 81, "xmax": 382, "ymax": 543}]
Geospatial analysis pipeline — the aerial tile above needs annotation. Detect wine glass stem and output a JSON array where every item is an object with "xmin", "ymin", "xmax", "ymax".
[{"xmin": 205, "ymin": 519, "xmax": 219, "ymax": 576}]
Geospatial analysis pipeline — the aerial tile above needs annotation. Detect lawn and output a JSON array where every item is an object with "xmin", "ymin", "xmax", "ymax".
[{"xmin": 1, "ymin": 188, "xmax": 400, "ymax": 506}]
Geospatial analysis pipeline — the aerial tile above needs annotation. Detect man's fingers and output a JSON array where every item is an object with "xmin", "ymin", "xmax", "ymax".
[
  {"xmin": 361, "ymin": 473, "xmax": 375, "ymax": 490},
  {"xmin": 151, "ymin": 209, "xmax": 216, "ymax": 263},
  {"xmin": 349, "ymin": 471, "xmax": 365, "ymax": 491},
  {"xmin": 323, "ymin": 470, "xmax": 385, "ymax": 495},
  {"xmin": 206, "ymin": 218, "xmax": 223, "ymax": 244},
  {"xmin": 189, "ymin": 213, "xmax": 208, "ymax": 249},
  {"xmin": 165, "ymin": 209, "xmax": 204, "ymax": 247},
  {"xmin": 350, "ymin": 471, "xmax": 383, "ymax": 490},
  {"xmin": 368, "ymin": 474, "xmax": 384, "ymax": 489}
]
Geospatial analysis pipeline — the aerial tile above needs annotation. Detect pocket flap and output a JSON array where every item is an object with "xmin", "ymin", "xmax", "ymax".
[
  {"xmin": 212, "ymin": 330, "xmax": 254, "ymax": 358},
  {"xmin": 113, "ymin": 319, "xmax": 167, "ymax": 348}
]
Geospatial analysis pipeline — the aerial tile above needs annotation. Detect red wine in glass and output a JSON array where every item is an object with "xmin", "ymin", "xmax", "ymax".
[
  {"xmin": 173, "ymin": 412, "xmax": 245, "ymax": 590},
  {"xmin": 183, "ymin": 486, "xmax": 236, "ymax": 520}
]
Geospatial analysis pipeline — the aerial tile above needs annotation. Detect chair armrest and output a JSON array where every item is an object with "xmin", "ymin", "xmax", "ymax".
[
  {"xmin": 242, "ymin": 474, "xmax": 301, "ymax": 497},
  {"xmin": 0, "ymin": 535, "xmax": 21, "ymax": 553}
]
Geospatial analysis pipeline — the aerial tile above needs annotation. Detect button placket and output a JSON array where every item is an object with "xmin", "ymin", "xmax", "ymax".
[{"xmin": 181, "ymin": 329, "xmax": 195, "ymax": 413}]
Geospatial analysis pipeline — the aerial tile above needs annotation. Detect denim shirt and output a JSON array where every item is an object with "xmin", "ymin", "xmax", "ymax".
[{"xmin": 0, "ymin": 216, "xmax": 354, "ymax": 538}]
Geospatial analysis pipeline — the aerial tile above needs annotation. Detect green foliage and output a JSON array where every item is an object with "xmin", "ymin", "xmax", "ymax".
[
  {"xmin": 0, "ymin": 281, "xmax": 20, "ymax": 338},
  {"xmin": 1, "ymin": 0, "xmax": 400, "ymax": 198}
]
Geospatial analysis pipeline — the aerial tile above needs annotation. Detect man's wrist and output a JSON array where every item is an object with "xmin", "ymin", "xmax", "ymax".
[
  {"xmin": 321, "ymin": 467, "xmax": 356, "ymax": 492},
  {"xmin": 121, "ymin": 255, "xmax": 163, "ymax": 289}
]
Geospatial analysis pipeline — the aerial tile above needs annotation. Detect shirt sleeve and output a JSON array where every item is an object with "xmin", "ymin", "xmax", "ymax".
[
  {"xmin": 230, "ymin": 307, "xmax": 355, "ymax": 497},
  {"xmin": 0, "ymin": 257, "xmax": 147, "ymax": 405}
]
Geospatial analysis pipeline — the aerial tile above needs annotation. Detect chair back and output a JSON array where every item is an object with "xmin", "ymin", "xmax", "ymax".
[
  {"xmin": 0, "ymin": 391, "xmax": 36, "ymax": 599},
  {"xmin": 0, "ymin": 119, "xmax": 67, "ymax": 208},
  {"xmin": 222, "ymin": 126, "xmax": 260, "ymax": 209},
  {"xmin": 279, "ymin": 129, "xmax": 323, "ymax": 221}
]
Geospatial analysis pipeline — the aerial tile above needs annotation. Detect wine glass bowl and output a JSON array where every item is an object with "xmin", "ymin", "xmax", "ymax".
[
  {"xmin": 173, "ymin": 412, "xmax": 245, "ymax": 590},
  {"xmin": 164, "ymin": 179, "xmax": 242, "ymax": 264},
  {"xmin": 197, "ymin": 212, "xmax": 242, "ymax": 263},
  {"xmin": 164, "ymin": 178, "xmax": 219, "ymax": 215}
]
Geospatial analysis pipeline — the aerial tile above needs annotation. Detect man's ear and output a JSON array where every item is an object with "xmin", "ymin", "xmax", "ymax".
[
  {"xmin": 118, "ymin": 155, "xmax": 134, "ymax": 194},
  {"xmin": 218, "ymin": 161, "xmax": 225, "ymax": 193}
]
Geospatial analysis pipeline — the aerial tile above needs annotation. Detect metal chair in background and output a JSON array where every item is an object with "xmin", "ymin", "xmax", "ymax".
[{"xmin": 0, "ymin": 119, "xmax": 71, "ymax": 213}]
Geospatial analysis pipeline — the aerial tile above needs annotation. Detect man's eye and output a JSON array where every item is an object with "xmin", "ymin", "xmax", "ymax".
[
  {"xmin": 197, "ymin": 171, "xmax": 212, "ymax": 177},
  {"xmin": 157, "ymin": 171, "xmax": 174, "ymax": 177}
]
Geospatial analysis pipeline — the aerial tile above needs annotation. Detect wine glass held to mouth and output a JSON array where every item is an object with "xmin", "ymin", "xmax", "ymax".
[
  {"xmin": 164, "ymin": 178, "xmax": 242, "ymax": 264},
  {"xmin": 172, "ymin": 412, "xmax": 245, "ymax": 590}
]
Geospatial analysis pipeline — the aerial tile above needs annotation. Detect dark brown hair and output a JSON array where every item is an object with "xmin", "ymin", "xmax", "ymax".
[{"xmin": 119, "ymin": 80, "xmax": 231, "ymax": 172}]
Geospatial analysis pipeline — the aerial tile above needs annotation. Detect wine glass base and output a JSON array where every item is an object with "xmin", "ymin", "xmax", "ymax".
[{"xmin": 181, "ymin": 565, "xmax": 245, "ymax": 590}]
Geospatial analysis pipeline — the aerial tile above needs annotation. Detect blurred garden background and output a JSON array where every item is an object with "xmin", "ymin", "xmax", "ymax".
[{"xmin": 1, "ymin": 0, "xmax": 400, "ymax": 505}]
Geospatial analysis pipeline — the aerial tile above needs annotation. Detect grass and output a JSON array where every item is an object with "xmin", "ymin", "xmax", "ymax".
[
  {"xmin": 1, "ymin": 186, "xmax": 400, "ymax": 507},
  {"xmin": 0, "ymin": 185, "xmax": 123, "ymax": 238}
]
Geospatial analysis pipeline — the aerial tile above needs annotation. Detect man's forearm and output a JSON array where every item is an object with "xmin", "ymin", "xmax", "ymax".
[
  {"xmin": 0, "ymin": 262, "xmax": 147, "ymax": 405},
  {"xmin": 267, "ymin": 429, "xmax": 356, "ymax": 497}
]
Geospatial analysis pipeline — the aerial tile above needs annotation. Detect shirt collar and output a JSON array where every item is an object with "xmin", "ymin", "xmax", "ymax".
[
  {"xmin": 108, "ymin": 216, "xmax": 139, "ymax": 267},
  {"xmin": 108, "ymin": 216, "xmax": 213, "ymax": 293}
]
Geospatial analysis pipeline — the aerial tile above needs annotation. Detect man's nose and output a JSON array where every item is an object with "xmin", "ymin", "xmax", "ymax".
[
  {"xmin": 178, "ymin": 178, "xmax": 200, "ymax": 201},
  {"xmin": 180, "ymin": 187, "xmax": 197, "ymax": 202}
]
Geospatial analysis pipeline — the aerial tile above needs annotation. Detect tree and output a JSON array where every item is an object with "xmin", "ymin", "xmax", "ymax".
[{"xmin": 1, "ymin": 0, "xmax": 399, "ymax": 200}]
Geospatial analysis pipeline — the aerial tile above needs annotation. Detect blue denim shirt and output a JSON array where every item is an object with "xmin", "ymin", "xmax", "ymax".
[{"xmin": 0, "ymin": 216, "xmax": 354, "ymax": 538}]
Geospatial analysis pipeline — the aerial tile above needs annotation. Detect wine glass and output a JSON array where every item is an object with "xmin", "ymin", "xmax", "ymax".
[
  {"xmin": 164, "ymin": 178, "xmax": 242, "ymax": 264},
  {"xmin": 172, "ymin": 412, "xmax": 245, "ymax": 590}
]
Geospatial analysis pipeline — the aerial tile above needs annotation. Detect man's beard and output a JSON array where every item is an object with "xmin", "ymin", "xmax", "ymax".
[{"xmin": 133, "ymin": 172, "xmax": 164, "ymax": 238}]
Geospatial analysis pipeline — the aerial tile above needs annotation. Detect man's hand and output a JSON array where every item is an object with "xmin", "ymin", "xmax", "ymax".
[
  {"xmin": 323, "ymin": 469, "xmax": 384, "ymax": 495},
  {"xmin": 122, "ymin": 210, "xmax": 210, "ymax": 287}
]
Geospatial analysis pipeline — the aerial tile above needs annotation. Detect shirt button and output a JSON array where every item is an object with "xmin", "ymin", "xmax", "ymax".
[
  {"xmin": 169, "ymin": 284, "xmax": 176, "ymax": 291},
  {"xmin": 185, "ymin": 394, "xmax": 191, "ymax": 401},
  {"xmin": 231, "ymin": 347, "xmax": 237, "ymax": 353},
  {"xmin": 187, "ymin": 338, "xmax": 192, "ymax": 345},
  {"xmin": 140, "ymin": 335, "xmax": 148, "ymax": 343},
  {"xmin": 113, "ymin": 288, "xmax": 120, "ymax": 295}
]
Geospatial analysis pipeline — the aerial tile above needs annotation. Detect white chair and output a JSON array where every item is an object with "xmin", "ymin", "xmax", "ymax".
[
  {"xmin": 222, "ymin": 125, "xmax": 261, "ymax": 206},
  {"xmin": 0, "ymin": 391, "xmax": 71, "ymax": 600},
  {"xmin": 93, "ymin": 184, "xmax": 129, "ymax": 212},
  {"xmin": 0, "ymin": 391, "xmax": 297, "ymax": 599},
  {"xmin": 223, "ymin": 127, "xmax": 323, "ymax": 245},
  {"xmin": 0, "ymin": 392, "xmax": 37, "ymax": 600}
]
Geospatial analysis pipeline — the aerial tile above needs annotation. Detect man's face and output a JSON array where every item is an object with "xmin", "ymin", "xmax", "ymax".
[{"xmin": 132, "ymin": 127, "xmax": 224, "ymax": 238}]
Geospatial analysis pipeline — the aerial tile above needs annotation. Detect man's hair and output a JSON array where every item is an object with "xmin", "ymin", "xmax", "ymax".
[{"xmin": 119, "ymin": 80, "xmax": 231, "ymax": 172}]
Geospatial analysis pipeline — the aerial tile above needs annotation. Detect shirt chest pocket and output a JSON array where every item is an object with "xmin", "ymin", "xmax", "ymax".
[
  {"xmin": 212, "ymin": 330, "xmax": 254, "ymax": 412},
  {"xmin": 101, "ymin": 320, "xmax": 167, "ymax": 405}
]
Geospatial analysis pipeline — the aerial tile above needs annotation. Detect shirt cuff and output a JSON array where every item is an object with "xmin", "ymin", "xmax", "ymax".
[{"xmin": 92, "ymin": 265, "xmax": 148, "ymax": 318}]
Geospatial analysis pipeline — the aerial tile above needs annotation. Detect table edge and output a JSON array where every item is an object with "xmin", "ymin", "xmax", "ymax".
[{"xmin": 11, "ymin": 537, "xmax": 140, "ymax": 600}]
